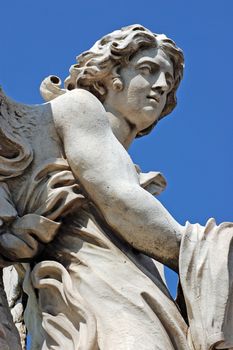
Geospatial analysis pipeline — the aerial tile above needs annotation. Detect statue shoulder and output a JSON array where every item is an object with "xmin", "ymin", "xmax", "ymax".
[
  {"xmin": 51, "ymin": 89, "xmax": 107, "ymax": 135},
  {"xmin": 51, "ymin": 88, "xmax": 105, "ymax": 114}
]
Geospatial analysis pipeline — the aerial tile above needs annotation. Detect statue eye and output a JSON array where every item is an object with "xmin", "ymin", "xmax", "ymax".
[{"xmin": 138, "ymin": 65, "xmax": 152, "ymax": 75}]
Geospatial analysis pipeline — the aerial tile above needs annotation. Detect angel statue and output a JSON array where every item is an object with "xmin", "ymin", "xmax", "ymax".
[{"xmin": 0, "ymin": 24, "xmax": 233, "ymax": 350}]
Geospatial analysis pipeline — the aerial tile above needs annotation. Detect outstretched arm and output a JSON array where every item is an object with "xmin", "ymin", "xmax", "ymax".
[{"xmin": 52, "ymin": 89, "xmax": 184, "ymax": 271}]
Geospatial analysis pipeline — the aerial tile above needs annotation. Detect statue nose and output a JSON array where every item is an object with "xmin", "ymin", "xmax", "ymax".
[{"xmin": 152, "ymin": 72, "xmax": 168, "ymax": 94}]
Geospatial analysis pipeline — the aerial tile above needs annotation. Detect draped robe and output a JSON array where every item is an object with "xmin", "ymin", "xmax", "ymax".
[{"xmin": 2, "ymin": 157, "xmax": 233, "ymax": 350}]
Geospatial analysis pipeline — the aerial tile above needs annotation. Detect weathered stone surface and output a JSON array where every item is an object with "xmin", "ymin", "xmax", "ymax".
[{"xmin": 0, "ymin": 24, "xmax": 232, "ymax": 349}]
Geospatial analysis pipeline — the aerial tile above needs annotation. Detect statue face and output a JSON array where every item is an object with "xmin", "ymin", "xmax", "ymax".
[{"xmin": 104, "ymin": 47, "xmax": 174, "ymax": 132}]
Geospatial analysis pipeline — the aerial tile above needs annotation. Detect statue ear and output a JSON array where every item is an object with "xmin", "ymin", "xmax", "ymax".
[
  {"xmin": 93, "ymin": 82, "xmax": 106, "ymax": 96},
  {"xmin": 112, "ymin": 77, "xmax": 123, "ymax": 92}
]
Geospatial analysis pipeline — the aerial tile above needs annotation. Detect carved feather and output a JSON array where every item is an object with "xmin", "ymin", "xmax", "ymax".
[{"xmin": 0, "ymin": 87, "xmax": 33, "ymax": 181}]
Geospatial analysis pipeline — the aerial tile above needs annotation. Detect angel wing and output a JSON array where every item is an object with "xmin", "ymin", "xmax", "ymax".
[
  {"xmin": 0, "ymin": 87, "xmax": 33, "ymax": 181},
  {"xmin": 0, "ymin": 88, "xmax": 84, "ymax": 349},
  {"xmin": 0, "ymin": 88, "xmax": 42, "ymax": 262},
  {"xmin": 0, "ymin": 88, "xmax": 39, "ymax": 349}
]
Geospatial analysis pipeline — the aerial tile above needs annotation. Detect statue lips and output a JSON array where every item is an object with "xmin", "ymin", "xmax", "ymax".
[{"xmin": 147, "ymin": 94, "xmax": 160, "ymax": 105}]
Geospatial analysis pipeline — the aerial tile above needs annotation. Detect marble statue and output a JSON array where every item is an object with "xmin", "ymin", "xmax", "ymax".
[{"xmin": 0, "ymin": 24, "xmax": 233, "ymax": 350}]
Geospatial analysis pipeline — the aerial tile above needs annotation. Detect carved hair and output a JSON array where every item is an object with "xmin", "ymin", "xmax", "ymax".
[
  {"xmin": 41, "ymin": 24, "xmax": 184, "ymax": 136},
  {"xmin": 65, "ymin": 24, "xmax": 184, "ymax": 136}
]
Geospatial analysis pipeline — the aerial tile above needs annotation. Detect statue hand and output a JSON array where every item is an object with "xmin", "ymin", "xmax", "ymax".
[
  {"xmin": 0, "ymin": 214, "xmax": 60, "ymax": 262},
  {"xmin": 0, "ymin": 182, "xmax": 60, "ymax": 266}
]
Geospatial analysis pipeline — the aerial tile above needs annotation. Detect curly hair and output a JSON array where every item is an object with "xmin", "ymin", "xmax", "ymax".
[
  {"xmin": 40, "ymin": 24, "xmax": 184, "ymax": 136},
  {"xmin": 64, "ymin": 24, "xmax": 184, "ymax": 136}
]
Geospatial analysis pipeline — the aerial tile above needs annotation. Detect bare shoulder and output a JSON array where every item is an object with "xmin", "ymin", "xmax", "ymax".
[{"xmin": 50, "ymin": 89, "xmax": 108, "ymax": 136}]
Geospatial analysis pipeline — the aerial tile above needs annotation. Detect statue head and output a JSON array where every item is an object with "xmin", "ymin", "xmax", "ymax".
[
  {"xmin": 40, "ymin": 24, "xmax": 184, "ymax": 136},
  {"xmin": 64, "ymin": 24, "xmax": 184, "ymax": 136}
]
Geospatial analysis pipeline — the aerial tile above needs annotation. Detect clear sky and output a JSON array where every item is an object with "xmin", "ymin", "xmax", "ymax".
[{"xmin": 1, "ymin": 0, "xmax": 233, "ymax": 340}]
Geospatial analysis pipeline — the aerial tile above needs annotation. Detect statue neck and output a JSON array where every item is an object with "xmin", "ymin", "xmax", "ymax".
[{"xmin": 104, "ymin": 104, "xmax": 137, "ymax": 150}]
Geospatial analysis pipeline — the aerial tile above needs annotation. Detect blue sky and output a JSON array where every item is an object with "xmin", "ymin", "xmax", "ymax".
[{"xmin": 1, "ymin": 0, "xmax": 233, "ymax": 340}]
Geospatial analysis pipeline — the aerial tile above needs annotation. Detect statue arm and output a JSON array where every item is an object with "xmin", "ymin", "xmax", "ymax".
[{"xmin": 52, "ymin": 90, "xmax": 184, "ymax": 271}]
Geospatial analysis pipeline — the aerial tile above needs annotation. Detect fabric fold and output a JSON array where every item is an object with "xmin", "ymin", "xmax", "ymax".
[
  {"xmin": 0, "ymin": 158, "xmax": 86, "ymax": 261},
  {"xmin": 179, "ymin": 218, "xmax": 233, "ymax": 350}
]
